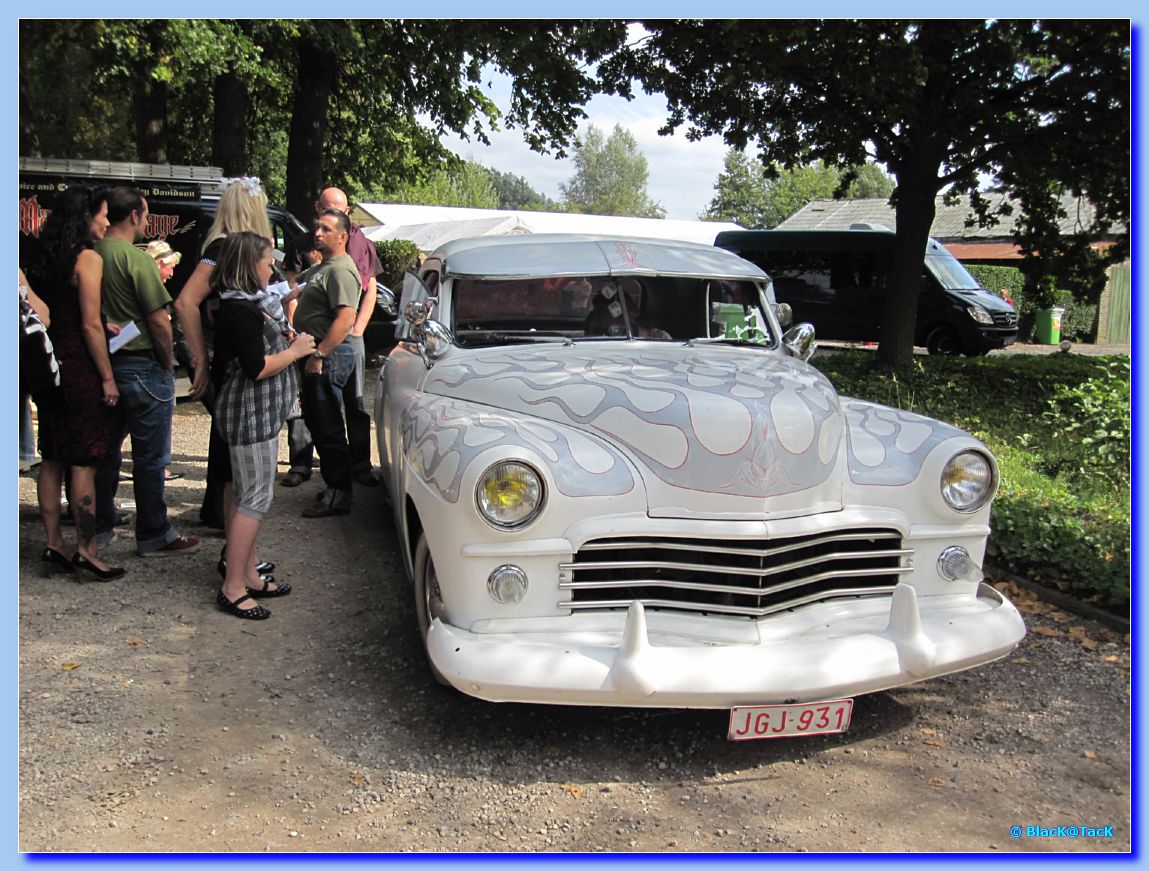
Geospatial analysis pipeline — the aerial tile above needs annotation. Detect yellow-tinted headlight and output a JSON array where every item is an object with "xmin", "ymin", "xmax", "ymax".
[
  {"xmin": 476, "ymin": 461, "xmax": 544, "ymax": 528},
  {"xmin": 940, "ymin": 450, "xmax": 997, "ymax": 512}
]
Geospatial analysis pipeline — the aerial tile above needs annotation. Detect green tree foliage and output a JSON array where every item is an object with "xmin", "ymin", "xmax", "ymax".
[
  {"xmin": 613, "ymin": 20, "xmax": 1130, "ymax": 370},
  {"xmin": 20, "ymin": 20, "xmax": 629, "ymax": 222},
  {"xmin": 486, "ymin": 168, "xmax": 561, "ymax": 211},
  {"xmin": 384, "ymin": 159, "xmax": 500, "ymax": 209},
  {"xmin": 704, "ymin": 152, "xmax": 895, "ymax": 227},
  {"xmin": 560, "ymin": 124, "xmax": 665, "ymax": 218}
]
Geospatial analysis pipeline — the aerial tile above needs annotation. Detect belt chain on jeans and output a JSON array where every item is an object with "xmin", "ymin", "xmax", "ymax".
[{"xmin": 133, "ymin": 371, "xmax": 175, "ymax": 403}]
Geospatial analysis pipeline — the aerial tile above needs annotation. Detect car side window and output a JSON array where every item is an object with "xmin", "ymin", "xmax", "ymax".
[
  {"xmin": 766, "ymin": 251, "xmax": 833, "ymax": 301},
  {"xmin": 829, "ymin": 252, "xmax": 882, "ymax": 297}
]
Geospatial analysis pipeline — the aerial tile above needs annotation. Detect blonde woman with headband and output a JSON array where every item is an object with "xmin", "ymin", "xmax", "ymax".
[
  {"xmin": 172, "ymin": 176, "xmax": 281, "ymax": 574},
  {"xmin": 175, "ymin": 176, "xmax": 272, "ymax": 402}
]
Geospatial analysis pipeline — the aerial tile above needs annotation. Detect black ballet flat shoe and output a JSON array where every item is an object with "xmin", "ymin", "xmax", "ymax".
[
  {"xmin": 246, "ymin": 577, "xmax": 292, "ymax": 598},
  {"xmin": 42, "ymin": 547, "xmax": 75, "ymax": 574},
  {"xmin": 72, "ymin": 553, "xmax": 126, "ymax": 581},
  {"xmin": 216, "ymin": 590, "xmax": 271, "ymax": 620}
]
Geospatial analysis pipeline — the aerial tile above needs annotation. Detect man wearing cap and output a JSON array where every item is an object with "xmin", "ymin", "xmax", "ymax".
[{"xmin": 281, "ymin": 187, "xmax": 381, "ymax": 490}]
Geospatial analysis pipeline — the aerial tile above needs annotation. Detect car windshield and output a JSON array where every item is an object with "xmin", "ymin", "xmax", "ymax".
[
  {"xmin": 450, "ymin": 275, "xmax": 776, "ymax": 347},
  {"xmin": 926, "ymin": 252, "xmax": 982, "ymax": 290}
]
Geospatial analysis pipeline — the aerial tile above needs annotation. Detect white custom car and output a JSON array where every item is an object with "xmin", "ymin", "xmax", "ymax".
[{"xmin": 374, "ymin": 234, "xmax": 1025, "ymax": 738}]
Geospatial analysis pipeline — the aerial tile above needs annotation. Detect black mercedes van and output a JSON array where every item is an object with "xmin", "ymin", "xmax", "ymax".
[{"xmin": 714, "ymin": 225, "xmax": 1019, "ymax": 355}]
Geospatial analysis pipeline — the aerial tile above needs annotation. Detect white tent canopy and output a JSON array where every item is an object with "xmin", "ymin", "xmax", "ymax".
[{"xmin": 354, "ymin": 203, "xmax": 742, "ymax": 252}]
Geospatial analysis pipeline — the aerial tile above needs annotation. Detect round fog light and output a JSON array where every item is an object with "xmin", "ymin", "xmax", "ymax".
[
  {"xmin": 937, "ymin": 546, "xmax": 981, "ymax": 583},
  {"xmin": 488, "ymin": 565, "xmax": 528, "ymax": 604}
]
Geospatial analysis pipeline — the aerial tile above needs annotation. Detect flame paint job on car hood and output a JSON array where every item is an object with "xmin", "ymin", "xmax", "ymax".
[{"xmin": 420, "ymin": 344, "xmax": 843, "ymax": 518}]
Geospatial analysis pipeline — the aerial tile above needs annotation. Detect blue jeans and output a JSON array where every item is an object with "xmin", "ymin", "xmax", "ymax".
[
  {"xmin": 97, "ymin": 355, "xmax": 181, "ymax": 553},
  {"xmin": 289, "ymin": 335, "xmax": 372, "ymax": 476},
  {"xmin": 300, "ymin": 341, "xmax": 357, "ymax": 502}
]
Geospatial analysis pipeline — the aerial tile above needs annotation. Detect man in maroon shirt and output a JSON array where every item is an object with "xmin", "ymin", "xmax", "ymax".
[{"xmin": 282, "ymin": 187, "xmax": 382, "ymax": 489}]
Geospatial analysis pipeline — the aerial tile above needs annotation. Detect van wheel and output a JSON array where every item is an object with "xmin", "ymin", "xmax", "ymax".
[
  {"xmin": 926, "ymin": 326, "xmax": 963, "ymax": 356},
  {"xmin": 413, "ymin": 533, "xmax": 449, "ymax": 685}
]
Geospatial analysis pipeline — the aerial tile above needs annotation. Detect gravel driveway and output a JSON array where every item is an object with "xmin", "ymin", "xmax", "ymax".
[{"xmin": 18, "ymin": 400, "xmax": 1130, "ymax": 853}]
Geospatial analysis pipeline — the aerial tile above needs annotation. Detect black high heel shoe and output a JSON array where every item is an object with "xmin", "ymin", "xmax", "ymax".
[
  {"xmin": 42, "ymin": 547, "xmax": 75, "ymax": 574},
  {"xmin": 218, "ymin": 547, "xmax": 274, "ymax": 575},
  {"xmin": 72, "ymin": 553, "xmax": 126, "ymax": 581}
]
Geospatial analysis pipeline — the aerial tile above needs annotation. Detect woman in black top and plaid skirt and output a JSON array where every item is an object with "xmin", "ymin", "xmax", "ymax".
[{"xmin": 210, "ymin": 233, "xmax": 315, "ymax": 619}]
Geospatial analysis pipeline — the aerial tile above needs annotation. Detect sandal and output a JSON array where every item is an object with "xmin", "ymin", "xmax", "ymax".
[
  {"xmin": 246, "ymin": 577, "xmax": 292, "ymax": 598},
  {"xmin": 216, "ymin": 590, "xmax": 271, "ymax": 620}
]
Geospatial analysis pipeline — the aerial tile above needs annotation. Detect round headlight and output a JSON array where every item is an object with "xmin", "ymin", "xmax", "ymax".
[
  {"xmin": 476, "ymin": 461, "xmax": 545, "ymax": 529},
  {"xmin": 940, "ymin": 450, "xmax": 996, "ymax": 512}
]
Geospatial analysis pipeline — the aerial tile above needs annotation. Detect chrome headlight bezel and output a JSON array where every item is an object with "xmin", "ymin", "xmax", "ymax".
[
  {"xmin": 475, "ymin": 460, "xmax": 546, "ymax": 530},
  {"xmin": 940, "ymin": 450, "xmax": 998, "ymax": 513}
]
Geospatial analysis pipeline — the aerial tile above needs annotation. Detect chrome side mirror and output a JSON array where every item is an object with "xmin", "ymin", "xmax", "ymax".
[
  {"xmin": 421, "ymin": 320, "xmax": 454, "ymax": 361},
  {"xmin": 376, "ymin": 287, "xmax": 397, "ymax": 317},
  {"xmin": 782, "ymin": 322, "xmax": 817, "ymax": 362},
  {"xmin": 772, "ymin": 302, "xmax": 793, "ymax": 330}
]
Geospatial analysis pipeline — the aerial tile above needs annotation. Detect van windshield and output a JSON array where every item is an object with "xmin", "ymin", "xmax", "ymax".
[{"xmin": 925, "ymin": 252, "xmax": 982, "ymax": 290}]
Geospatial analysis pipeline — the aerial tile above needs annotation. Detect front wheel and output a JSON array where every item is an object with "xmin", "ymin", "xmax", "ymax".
[
  {"xmin": 926, "ymin": 325, "xmax": 963, "ymax": 356},
  {"xmin": 413, "ymin": 532, "xmax": 449, "ymax": 685}
]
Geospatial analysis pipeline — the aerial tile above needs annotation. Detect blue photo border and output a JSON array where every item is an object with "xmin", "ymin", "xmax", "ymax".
[{"xmin": 5, "ymin": 6, "xmax": 1142, "ymax": 869}]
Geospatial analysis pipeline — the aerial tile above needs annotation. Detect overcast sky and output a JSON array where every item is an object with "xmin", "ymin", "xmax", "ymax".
[{"xmin": 436, "ymin": 72, "xmax": 731, "ymax": 221}]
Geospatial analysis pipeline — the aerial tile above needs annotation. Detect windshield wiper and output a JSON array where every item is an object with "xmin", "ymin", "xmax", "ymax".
[
  {"xmin": 457, "ymin": 330, "xmax": 573, "ymax": 346},
  {"xmin": 687, "ymin": 336, "xmax": 772, "ymax": 348}
]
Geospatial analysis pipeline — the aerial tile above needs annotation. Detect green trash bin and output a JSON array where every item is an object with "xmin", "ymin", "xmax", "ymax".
[{"xmin": 1035, "ymin": 307, "xmax": 1066, "ymax": 344}]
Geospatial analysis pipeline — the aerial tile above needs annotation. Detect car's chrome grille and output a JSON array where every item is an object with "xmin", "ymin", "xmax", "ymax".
[
  {"xmin": 558, "ymin": 529, "xmax": 911, "ymax": 618},
  {"xmin": 993, "ymin": 312, "xmax": 1019, "ymax": 327}
]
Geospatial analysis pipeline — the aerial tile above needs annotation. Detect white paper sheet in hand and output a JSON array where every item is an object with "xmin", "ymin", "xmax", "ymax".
[{"xmin": 108, "ymin": 320, "xmax": 142, "ymax": 353}]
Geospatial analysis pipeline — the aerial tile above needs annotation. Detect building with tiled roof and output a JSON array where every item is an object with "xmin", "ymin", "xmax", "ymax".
[{"xmin": 777, "ymin": 193, "xmax": 1122, "ymax": 263}]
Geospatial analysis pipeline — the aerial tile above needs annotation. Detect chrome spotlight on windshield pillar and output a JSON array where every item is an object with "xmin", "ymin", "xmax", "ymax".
[{"xmin": 782, "ymin": 322, "xmax": 817, "ymax": 362}]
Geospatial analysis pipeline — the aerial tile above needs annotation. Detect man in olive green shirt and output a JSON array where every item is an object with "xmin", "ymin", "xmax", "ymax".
[
  {"xmin": 293, "ymin": 208, "xmax": 362, "ymax": 517},
  {"xmin": 95, "ymin": 186, "xmax": 199, "ymax": 557}
]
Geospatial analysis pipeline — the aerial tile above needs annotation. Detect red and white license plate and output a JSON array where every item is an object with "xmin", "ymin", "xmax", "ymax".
[{"xmin": 727, "ymin": 699, "xmax": 853, "ymax": 741}]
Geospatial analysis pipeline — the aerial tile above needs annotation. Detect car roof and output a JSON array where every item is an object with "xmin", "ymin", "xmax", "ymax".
[{"xmin": 433, "ymin": 234, "xmax": 769, "ymax": 281}]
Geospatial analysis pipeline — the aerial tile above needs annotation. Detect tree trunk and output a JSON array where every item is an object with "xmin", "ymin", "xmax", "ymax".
[
  {"xmin": 133, "ymin": 75, "xmax": 168, "ymax": 164},
  {"xmin": 876, "ymin": 173, "xmax": 938, "ymax": 372},
  {"xmin": 285, "ymin": 38, "xmax": 337, "ymax": 220},
  {"xmin": 212, "ymin": 71, "xmax": 248, "ymax": 176}
]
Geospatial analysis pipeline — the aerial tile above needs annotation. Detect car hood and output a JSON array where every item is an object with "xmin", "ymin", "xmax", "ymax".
[
  {"xmin": 952, "ymin": 288, "xmax": 1016, "ymax": 313},
  {"xmin": 422, "ymin": 344, "xmax": 845, "ymax": 519}
]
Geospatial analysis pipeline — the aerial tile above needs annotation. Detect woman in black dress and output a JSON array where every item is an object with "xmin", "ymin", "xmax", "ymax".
[{"xmin": 26, "ymin": 187, "xmax": 124, "ymax": 580}]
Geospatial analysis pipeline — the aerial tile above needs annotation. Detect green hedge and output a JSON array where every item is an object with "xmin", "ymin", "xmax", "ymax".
[
  {"xmin": 967, "ymin": 264, "xmax": 1097, "ymax": 343},
  {"xmin": 811, "ymin": 352, "xmax": 1130, "ymax": 611},
  {"xmin": 373, "ymin": 239, "xmax": 422, "ymax": 290}
]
